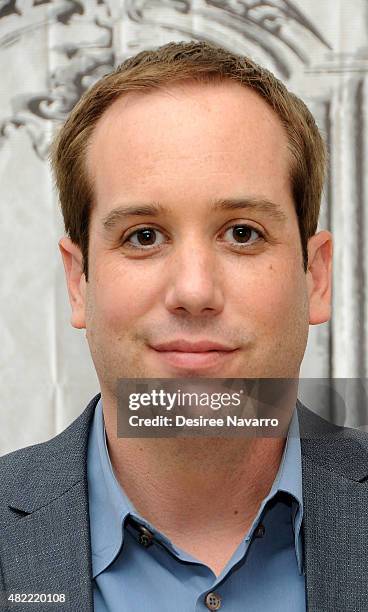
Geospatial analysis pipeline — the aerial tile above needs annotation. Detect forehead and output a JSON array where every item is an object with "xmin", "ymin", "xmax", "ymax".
[{"xmin": 86, "ymin": 79, "xmax": 293, "ymax": 216}]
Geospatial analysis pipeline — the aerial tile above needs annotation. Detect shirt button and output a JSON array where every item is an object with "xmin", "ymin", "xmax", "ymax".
[
  {"xmin": 254, "ymin": 523, "xmax": 265, "ymax": 538},
  {"xmin": 138, "ymin": 526, "xmax": 154, "ymax": 547},
  {"xmin": 205, "ymin": 592, "xmax": 222, "ymax": 610}
]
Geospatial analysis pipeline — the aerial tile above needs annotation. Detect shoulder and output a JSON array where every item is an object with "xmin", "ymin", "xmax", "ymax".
[
  {"xmin": 297, "ymin": 400, "xmax": 368, "ymax": 480},
  {"xmin": 298, "ymin": 399, "xmax": 368, "ymax": 444},
  {"xmin": 0, "ymin": 393, "xmax": 100, "ymax": 520}
]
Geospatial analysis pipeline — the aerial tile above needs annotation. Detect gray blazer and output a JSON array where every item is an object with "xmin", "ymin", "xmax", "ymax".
[{"xmin": 0, "ymin": 394, "xmax": 368, "ymax": 611}]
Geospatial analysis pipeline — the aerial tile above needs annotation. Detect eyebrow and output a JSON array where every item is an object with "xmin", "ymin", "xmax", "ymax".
[{"xmin": 101, "ymin": 197, "xmax": 288, "ymax": 232}]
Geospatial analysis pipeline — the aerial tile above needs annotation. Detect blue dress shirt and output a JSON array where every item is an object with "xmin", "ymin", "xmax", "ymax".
[{"xmin": 87, "ymin": 398, "xmax": 306, "ymax": 611}]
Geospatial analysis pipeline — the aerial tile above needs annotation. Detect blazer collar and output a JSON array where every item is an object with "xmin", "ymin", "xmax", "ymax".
[
  {"xmin": 298, "ymin": 400, "xmax": 368, "ymax": 611},
  {"xmin": 7, "ymin": 394, "xmax": 99, "ymax": 514},
  {"xmin": 298, "ymin": 399, "xmax": 368, "ymax": 481},
  {"xmin": 0, "ymin": 394, "xmax": 100, "ymax": 612}
]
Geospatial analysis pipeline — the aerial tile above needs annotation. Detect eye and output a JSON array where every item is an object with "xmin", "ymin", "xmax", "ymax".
[
  {"xmin": 123, "ymin": 227, "xmax": 166, "ymax": 250},
  {"xmin": 222, "ymin": 224, "xmax": 264, "ymax": 247},
  {"xmin": 121, "ymin": 223, "xmax": 265, "ymax": 252}
]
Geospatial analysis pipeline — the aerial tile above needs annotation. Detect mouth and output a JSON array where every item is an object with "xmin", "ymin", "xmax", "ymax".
[{"xmin": 149, "ymin": 347, "xmax": 239, "ymax": 370}]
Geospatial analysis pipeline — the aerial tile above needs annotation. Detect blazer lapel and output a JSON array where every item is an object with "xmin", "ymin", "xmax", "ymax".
[
  {"xmin": 0, "ymin": 482, "xmax": 93, "ymax": 611},
  {"xmin": 299, "ymin": 402, "xmax": 368, "ymax": 612},
  {"xmin": 0, "ymin": 394, "xmax": 100, "ymax": 611}
]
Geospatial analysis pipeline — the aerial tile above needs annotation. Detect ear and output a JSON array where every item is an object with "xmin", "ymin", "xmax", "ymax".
[
  {"xmin": 306, "ymin": 230, "xmax": 333, "ymax": 325},
  {"xmin": 59, "ymin": 236, "xmax": 87, "ymax": 329}
]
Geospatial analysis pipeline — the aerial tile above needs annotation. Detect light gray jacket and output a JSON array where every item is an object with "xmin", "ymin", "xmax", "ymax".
[{"xmin": 0, "ymin": 394, "xmax": 368, "ymax": 611}]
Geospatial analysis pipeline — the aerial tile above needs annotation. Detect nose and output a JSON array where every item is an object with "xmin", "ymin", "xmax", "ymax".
[{"xmin": 164, "ymin": 239, "xmax": 225, "ymax": 317}]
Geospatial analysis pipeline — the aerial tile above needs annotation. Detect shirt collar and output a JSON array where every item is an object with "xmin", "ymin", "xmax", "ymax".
[
  {"xmin": 272, "ymin": 407, "xmax": 303, "ymax": 503},
  {"xmin": 268, "ymin": 407, "xmax": 304, "ymax": 573},
  {"xmin": 87, "ymin": 397, "xmax": 303, "ymax": 577},
  {"xmin": 87, "ymin": 397, "xmax": 134, "ymax": 578}
]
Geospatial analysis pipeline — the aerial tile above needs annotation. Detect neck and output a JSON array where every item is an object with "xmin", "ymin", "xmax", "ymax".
[
  {"xmin": 100, "ymin": 380, "xmax": 297, "ymax": 575},
  {"xmin": 104, "ymin": 404, "xmax": 287, "ymax": 537}
]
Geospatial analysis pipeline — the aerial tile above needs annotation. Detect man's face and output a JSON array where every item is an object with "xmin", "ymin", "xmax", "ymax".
[{"xmin": 60, "ymin": 80, "xmax": 332, "ymax": 401}]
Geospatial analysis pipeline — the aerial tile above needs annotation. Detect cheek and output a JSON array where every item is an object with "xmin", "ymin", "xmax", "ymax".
[
  {"xmin": 235, "ymin": 262, "xmax": 308, "ymax": 329},
  {"xmin": 91, "ymin": 263, "xmax": 159, "ymax": 332}
]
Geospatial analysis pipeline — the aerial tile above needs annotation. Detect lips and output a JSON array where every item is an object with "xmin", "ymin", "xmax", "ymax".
[
  {"xmin": 150, "ymin": 339, "xmax": 236, "ymax": 352},
  {"xmin": 149, "ymin": 339, "xmax": 239, "ymax": 371}
]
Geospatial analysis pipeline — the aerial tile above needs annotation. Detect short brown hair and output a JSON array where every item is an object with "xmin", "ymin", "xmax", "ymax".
[{"xmin": 50, "ymin": 40, "xmax": 326, "ymax": 280}]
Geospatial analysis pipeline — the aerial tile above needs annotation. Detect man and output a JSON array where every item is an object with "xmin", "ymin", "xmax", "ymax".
[{"xmin": 0, "ymin": 40, "xmax": 366, "ymax": 612}]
